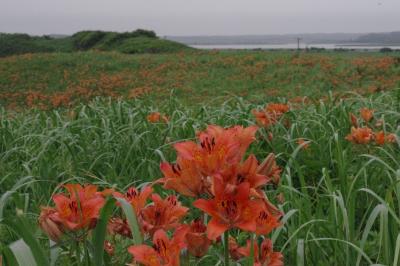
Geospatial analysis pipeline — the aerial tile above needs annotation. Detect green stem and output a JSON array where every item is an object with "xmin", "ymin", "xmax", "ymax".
[
  {"xmin": 182, "ymin": 250, "xmax": 190, "ymax": 266},
  {"xmin": 84, "ymin": 240, "xmax": 90, "ymax": 266},
  {"xmin": 249, "ymin": 233, "xmax": 255, "ymax": 266},
  {"xmin": 74, "ymin": 240, "xmax": 81, "ymax": 266},
  {"xmin": 224, "ymin": 231, "xmax": 229, "ymax": 266}
]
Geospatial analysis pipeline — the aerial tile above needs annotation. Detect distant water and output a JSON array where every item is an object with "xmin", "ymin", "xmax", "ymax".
[{"xmin": 190, "ymin": 43, "xmax": 400, "ymax": 50}]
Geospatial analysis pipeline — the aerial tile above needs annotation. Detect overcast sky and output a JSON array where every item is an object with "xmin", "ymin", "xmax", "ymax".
[{"xmin": 1, "ymin": 0, "xmax": 399, "ymax": 36}]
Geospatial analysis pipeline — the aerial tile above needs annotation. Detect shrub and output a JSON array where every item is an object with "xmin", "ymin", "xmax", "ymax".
[
  {"xmin": 72, "ymin": 31, "xmax": 107, "ymax": 50},
  {"xmin": 0, "ymin": 33, "xmax": 52, "ymax": 57},
  {"xmin": 380, "ymin": 47, "xmax": 393, "ymax": 53}
]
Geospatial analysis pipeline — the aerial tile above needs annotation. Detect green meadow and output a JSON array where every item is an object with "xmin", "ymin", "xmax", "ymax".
[{"xmin": 1, "ymin": 37, "xmax": 400, "ymax": 265}]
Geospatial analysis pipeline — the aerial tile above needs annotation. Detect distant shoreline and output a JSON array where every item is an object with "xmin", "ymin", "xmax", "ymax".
[{"xmin": 189, "ymin": 43, "xmax": 400, "ymax": 50}]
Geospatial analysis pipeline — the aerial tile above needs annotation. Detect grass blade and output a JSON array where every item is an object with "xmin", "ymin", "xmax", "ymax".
[
  {"xmin": 8, "ymin": 239, "xmax": 37, "ymax": 266},
  {"xmin": 116, "ymin": 198, "xmax": 143, "ymax": 245},
  {"xmin": 4, "ymin": 217, "xmax": 49, "ymax": 266},
  {"xmin": 92, "ymin": 197, "xmax": 116, "ymax": 266}
]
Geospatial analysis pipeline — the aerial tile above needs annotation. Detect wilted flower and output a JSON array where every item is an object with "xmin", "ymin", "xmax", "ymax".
[
  {"xmin": 107, "ymin": 217, "xmax": 131, "ymax": 238},
  {"xmin": 386, "ymin": 133, "xmax": 397, "ymax": 143},
  {"xmin": 375, "ymin": 119, "xmax": 384, "ymax": 128},
  {"xmin": 229, "ymin": 237, "xmax": 244, "ymax": 261},
  {"xmin": 104, "ymin": 240, "xmax": 114, "ymax": 256}
]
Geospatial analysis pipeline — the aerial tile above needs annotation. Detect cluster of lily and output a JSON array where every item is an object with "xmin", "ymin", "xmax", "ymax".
[
  {"xmin": 252, "ymin": 103, "xmax": 290, "ymax": 129},
  {"xmin": 38, "ymin": 124, "xmax": 284, "ymax": 265},
  {"xmin": 346, "ymin": 108, "xmax": 396, "ymax": 145}
]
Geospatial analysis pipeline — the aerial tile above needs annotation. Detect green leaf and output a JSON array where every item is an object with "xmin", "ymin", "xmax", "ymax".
[
  {"xmin": 116, "ymin": 198, "xmax": 143, "ymax": 245},
  {"xmin": 92, "ymin": 197, "xmax": 116, "ymax": 266},
  {"xmin": 8, "ymin": 239, "xmax": 37, "ymax": 266},
  {"xmin": 4, "ymin": 217, "xmax": 49, "ymax": 266},
  {"xmin": 49, "ymin": 240, "xmax": 60, "ymax": 266}
]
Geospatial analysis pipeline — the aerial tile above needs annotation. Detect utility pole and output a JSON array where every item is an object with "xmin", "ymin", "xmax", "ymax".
[{"xmin": 297, "ymin": 38, "xmax": 302, "ymax": 50}]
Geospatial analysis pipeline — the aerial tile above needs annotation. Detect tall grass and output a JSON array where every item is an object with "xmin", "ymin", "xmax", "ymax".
[{"xmin": 1, "ymin": 90, "xmax": 400, "ymax": 265}]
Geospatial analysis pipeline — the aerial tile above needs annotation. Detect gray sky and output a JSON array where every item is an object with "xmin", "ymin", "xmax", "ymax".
[{"xmin": 1, "ymin": 0, "xmax": 399, "ymax": 36}]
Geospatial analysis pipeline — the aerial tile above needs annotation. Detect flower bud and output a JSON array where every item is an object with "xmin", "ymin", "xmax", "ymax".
[{"xmin": 38, "ymin": 207, "xmax": 63, "ymax": 242}]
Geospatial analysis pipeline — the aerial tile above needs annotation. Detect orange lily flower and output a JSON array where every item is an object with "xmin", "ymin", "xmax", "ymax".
[
  {"xmin": 238, "ymin": 238, "xmax": 283, "ymax": 266},
  {"xmin": 38, "ymin": 207, "xmax": 64, "ymax": 242},
  {"xmin": 228, "ymin": 125, "xmax": 258, "ymax": 159},
  {"xmin": 252, "ymin": 109, "xmax": 275, "ymax": 128},
  {"xmin": 147, "ymin": 112, "xmax": 169, "ymax": 123},
  {"xmin": 185, "ymin": 218, "xmax": 211, "ymax": 257},
  {"xmin": 51, "ymin": 184, "xmax": 105, "ymax": 231},
  {"xmin": 253, "ymin": 103, "xmax": 289, "ymax": 128},
  {"xmin": 374, "ymin": 131, "xmax": 397, "ymax": 145},
  {"xmin": 113, "ymin": 186, "xmax": 152, "ymax": 214},
  {"xmin": 221, "ymin": 154, "xmax": 271, "ymax": 194},
  {"xmin": 174, "ymin": 125, "xmax": 257, "ymax": 176},
  {"xmin": 374, "ymin": 131, "xmax": 386, "ymax": 145},
  {"xmin": 140, "ymin": 194, "xmax": 188, "ymax": 235},
  {"xmin": 160, "ymin": 157, "xmax": 207, "ymax": 197},
  {"xmin": 345, "ymin": 127, "xmax": 373, "ymax": 144},
  {"xmin": 193, "ymin": 179, "xmax": 263, "ymax": 240},
  {"xmin": 255, "ymin": 200, "xmax": 281, "ymax": 235},
  {"xmin": 174, "ymin": 129, "xmax": 239, "ymax": 176},
  {"xmin": 128, "ymin": 226, "xmax": 189, "ymax": 266},
  {"xmin": 266, "ymin": 103, "xmax": 290, "ymax": 117},
  {"xmin": 360, "ymin": 108, "xmax": 374, "ymax": 123}
]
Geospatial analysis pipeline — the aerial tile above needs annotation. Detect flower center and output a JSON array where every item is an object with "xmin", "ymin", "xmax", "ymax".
[
  {"xmin": 200, "ymin": 137, "xmax": 216, "ymax": 153},
  {"xmin": 219, "ymin": 199, "xmax": 238, "ymax": 219},
  {"xmin": 126, "ymin": 188, "xmax": 138, "ymax": 200},
  {"xmin": 154, "ymin": 239, "xmax": 169, "ymax": 263}
]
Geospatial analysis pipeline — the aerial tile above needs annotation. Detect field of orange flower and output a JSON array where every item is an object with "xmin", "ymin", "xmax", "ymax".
[
  {"xmin": 1, "ymin": 87, "xmax": 400, "ymax": 265},
  {"xmin": 0, "ymin": 50, "xmax": 400, "ymax": 109}
]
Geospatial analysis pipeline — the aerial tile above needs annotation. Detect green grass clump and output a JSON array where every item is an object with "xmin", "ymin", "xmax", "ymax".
[{"xmin": 1, "ymin": 90, "xmax": 400, "ymax": 265}]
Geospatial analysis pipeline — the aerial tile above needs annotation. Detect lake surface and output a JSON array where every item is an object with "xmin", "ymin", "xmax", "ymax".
[{"xmin": 190, "ymin": 43, "xmax": 400, "ymax": 50}]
